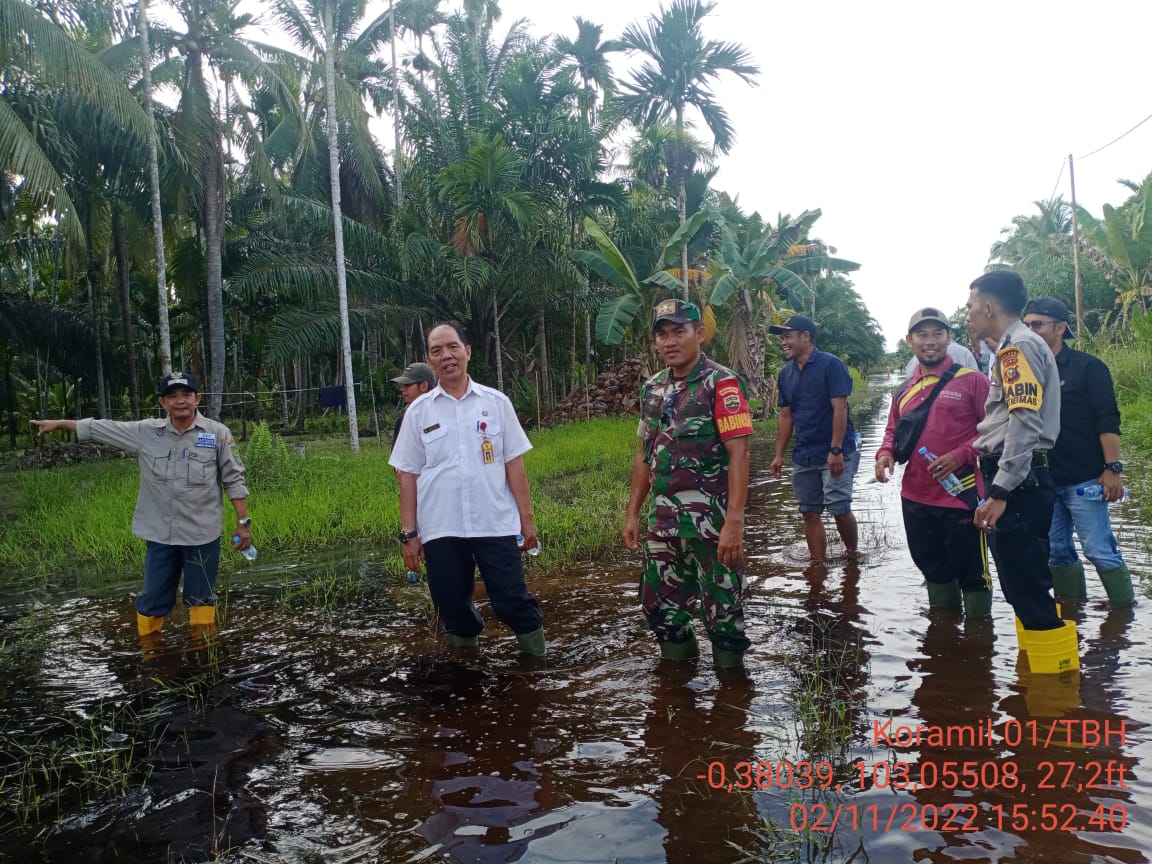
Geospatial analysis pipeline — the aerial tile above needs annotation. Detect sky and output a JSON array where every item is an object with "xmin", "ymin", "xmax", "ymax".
[
  {"xmin": 231, "ymin": 0, "xmax": 1152, "ymax": 350},
  {"xmin": 489, "ymin": 0, "xmax": 1152, "ymax": 349}
]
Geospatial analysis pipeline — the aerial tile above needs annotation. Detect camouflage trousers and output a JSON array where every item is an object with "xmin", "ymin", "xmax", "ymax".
[{"xmin": 641, "ymin": 535, "xmax": 752, "ymax": 653}]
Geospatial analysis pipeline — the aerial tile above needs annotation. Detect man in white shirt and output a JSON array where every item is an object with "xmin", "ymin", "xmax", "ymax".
[{"xmin": 389, "ymin": 322, "xmax": 545, "ymax": 656}]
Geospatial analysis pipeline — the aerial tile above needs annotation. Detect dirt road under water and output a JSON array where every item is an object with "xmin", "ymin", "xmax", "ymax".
[{"xmin": 3, "ymin": 385, "xmax": 1151, "ymax": 863}]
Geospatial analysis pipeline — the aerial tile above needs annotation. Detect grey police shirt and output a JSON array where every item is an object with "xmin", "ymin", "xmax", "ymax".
[
  {"xmin": 974, "ymin": 319, "xmax": 1061, "ymax": 491},
  {"xmin": 77, "ymin": 412, "xmax": 249, "ymax": 545}
]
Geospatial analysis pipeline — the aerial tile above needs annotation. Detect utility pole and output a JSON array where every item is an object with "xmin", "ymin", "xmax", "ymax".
[{"xmin": 1068, "ymin": 153, "xmax": 1086, "ymax": 336}]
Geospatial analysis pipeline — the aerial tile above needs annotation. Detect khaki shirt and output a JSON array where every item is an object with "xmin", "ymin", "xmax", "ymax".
[
  {"xmin": 974, "ymin": 319, "xmax": 1061, "ymax": 491},
  {"xmin": 77, "ymin": 412, "xmax": 249, "ymax": 545}
]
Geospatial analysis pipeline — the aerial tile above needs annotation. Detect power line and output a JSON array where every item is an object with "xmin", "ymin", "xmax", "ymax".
[
  {"xmin": 1048, "ymin": 160, "xmax": 1066, "ymax": 200},
  {"xmin": 1076, "ymin": 109, "xmax": 1152, "ymax": 161}
]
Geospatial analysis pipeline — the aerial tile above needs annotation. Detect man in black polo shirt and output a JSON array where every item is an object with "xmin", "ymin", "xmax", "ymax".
[
  {"xmin": 1022, "ymin": 298, "xmax": 1134, "ymax": 608},
  {"xmin": 769, "ymin": 315, "xmax": 860, "ymax": 561}
]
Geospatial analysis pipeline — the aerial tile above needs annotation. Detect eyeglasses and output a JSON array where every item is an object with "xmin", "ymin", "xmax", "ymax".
[{"xmin": 1025, "ymin": 319, "xmax": 1060, "ymax": 331}]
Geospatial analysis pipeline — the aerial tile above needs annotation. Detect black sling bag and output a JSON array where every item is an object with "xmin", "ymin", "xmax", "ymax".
[{"xmin": 891, "ymin": 367, "xmax": 958, "ymax": 464}]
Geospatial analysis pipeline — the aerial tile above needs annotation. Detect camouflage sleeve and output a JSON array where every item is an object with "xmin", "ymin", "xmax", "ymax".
[
  {"xmin": 992, "ymin": 343, "xmax": 1045, "ymax": 491},
  {"xmin": 713, "ymin": 376, "xmax": 753, "ymax": 440}
]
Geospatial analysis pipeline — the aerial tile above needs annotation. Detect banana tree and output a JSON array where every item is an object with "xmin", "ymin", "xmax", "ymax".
[
  {"xmin": 570, "ymin": 208, "xmax": 713, "ymax": 348},
  {"xmin": 1074, "ymin": 175, "xmax": 1152, "ymax": 326},
  {"xmin": 708, "ymin": 209, "xmax": 859, "ymax": 402}
]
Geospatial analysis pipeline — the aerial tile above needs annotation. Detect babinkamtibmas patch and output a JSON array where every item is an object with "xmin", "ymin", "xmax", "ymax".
[
  {"xmin": 195, "ymin": 432, "xmax": 217, "ymax": 449},
  {"xmin": 998, "ymin": 346, "xmax": 1042, "ymax": 411},
  {"xmin": 714, "ymin": 378, "xmax": 753, "ymax": 439}
]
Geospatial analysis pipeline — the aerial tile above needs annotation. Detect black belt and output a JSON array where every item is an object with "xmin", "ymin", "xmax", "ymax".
[{"xmin": 979, "ymin": 451, "xmax": 1049, "ymax": 474}]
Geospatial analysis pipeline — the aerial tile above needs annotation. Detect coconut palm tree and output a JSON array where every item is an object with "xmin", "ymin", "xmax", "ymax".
[
  {"xmin": 163, "ymin": 0, "xmax": 300, "ymax": 418},
  {"xmin": 554, "ymin": 16, "xmax": 621, "ymax": 126},
  {"xmin": 615, "ymin": 0, "xmax": 758, "ymax": 299},
  {"xmin": 0, "ymin": 0, "xmax": 152, "ymax": 248}
]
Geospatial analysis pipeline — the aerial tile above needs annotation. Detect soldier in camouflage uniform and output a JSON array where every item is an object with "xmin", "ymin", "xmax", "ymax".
[{"xmin": 622, "ymin": 299, "xmax": 754, "ymax": 668}]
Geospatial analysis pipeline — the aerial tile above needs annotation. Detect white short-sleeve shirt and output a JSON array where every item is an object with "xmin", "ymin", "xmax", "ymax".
[{"xmin": 388, "ymin": 378, "xmax": 532, "ymax": 542}]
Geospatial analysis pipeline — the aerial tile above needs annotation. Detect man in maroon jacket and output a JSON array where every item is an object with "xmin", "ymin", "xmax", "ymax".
[{"xmin": 876, "ymin": 308, "xmax": 992, "ymax": 616}]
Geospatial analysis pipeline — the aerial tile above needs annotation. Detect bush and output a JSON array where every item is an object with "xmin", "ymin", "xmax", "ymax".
[{"xmin": 243, "ymin": 423, "xmax": 292, "ymax": 486}]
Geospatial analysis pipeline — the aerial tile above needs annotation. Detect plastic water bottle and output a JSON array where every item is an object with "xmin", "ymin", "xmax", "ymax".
[
  {"xmin": 516, "ymin": 534, "xmax": 542, "ymax": 556},
  {"xmin": 232, "ymin": 535, "xmax": 258, "ymax": 561},
  {"xmin": 1076, "ymin": 484, "xmax": 1130, "ymax": 503},
  {"xmin": 406, "ymin": 570, "xmax": 422, "ymax": 583},
  {"xmin": 917, "ymin": 447, "xmax": 965, "ymax": 497}
]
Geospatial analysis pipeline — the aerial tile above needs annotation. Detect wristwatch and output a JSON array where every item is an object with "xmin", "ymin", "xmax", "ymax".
[
  {"xmin": 398, "ymin": 529, "xmax": 419, "ymax": 543},
  {"xmin": 987, "ymin": 484, "xmax": 1011, "ymax": 500},
  {"xmin": 1105, "ymin": 461, "xmax": 1124, "ymax": 474},
  {"xmin": 829, "ymin": 446, "xmax": 843, "ymax": 456},
  {"xmin": 237, "ymin": 518, "xmax": 252, "ymax": 527}
]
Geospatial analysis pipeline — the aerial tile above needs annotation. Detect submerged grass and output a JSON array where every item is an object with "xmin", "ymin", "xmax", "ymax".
[
  {"xmin": 0, "ymin": 699, "xmax": 163, "ymax": 826},
  {"xmin": 0, "ymin": 417, "xmax": 646, "ymax": 590}
]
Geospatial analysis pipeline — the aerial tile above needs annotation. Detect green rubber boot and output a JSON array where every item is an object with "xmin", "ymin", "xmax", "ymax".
[
  {"xmin": 1099, "ymin": 565, "xmax": 1136, "ymax": 609},
  {"xmin": 962, "ymin": 589, "xmax": 993, "ymax": 619},
  {"xmin": 515, "ymin": 628, "xmax": 546, "ymax": 657},
  {"xmin": 448, "ymin": 634, "xmax": 479, "ymax": 649},
  {"xmin": 1050, "ymin": 562, "xmax": 1087, "ymax": 598},
  {"xmin": 658, "ymin": 632, "xmax": 699, "ymax": 661},
  {"xmin": 712, "ymin": 648, "xmax": 745, "ymax": 669},
  {"xmin": 926, "ymin": 580, "xmax": 962, "ymax": 609}
]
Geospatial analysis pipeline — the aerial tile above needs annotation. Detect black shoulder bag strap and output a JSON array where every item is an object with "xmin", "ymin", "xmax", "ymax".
[{"xmin": 892, "ymin": 366, "xmax": 959, "ymax": 463}]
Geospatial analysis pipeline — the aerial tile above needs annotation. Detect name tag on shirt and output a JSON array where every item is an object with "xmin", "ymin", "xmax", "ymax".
[{"xmin": 195, "ymin": 432, "xmax": 217, "ymax": 449}]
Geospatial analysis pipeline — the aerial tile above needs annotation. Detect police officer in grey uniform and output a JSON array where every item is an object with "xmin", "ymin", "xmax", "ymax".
[
  {"xmin": 965, "ymin": 271, "xmax": 1063, "ymax": 633},
  {"xmin": 32, "ymin": 372, "xmax": 251, "ymax": 636}
]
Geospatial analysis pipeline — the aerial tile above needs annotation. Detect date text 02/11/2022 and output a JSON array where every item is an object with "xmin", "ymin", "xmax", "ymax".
[{"xmin": 787, "ymin": 802, "xmax": 1128, "ymax": 834}]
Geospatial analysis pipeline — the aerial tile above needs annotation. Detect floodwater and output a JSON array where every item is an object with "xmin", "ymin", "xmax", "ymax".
[{"xmin": 3, "ymin": 383, "xmax": 1151, "ymax": 863}]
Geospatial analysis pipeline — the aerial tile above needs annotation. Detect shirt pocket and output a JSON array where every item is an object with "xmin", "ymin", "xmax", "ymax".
[
  {"xmin": 420, "ymin": 424, "xmax": 451, "ymax": 465},
  {"xmin": 186, "ymin": 451, "xmax": 215, "ymax": 486},
  {"xmin": 150, "ymin": 450, "xmax": 173, "ymax": 482}
]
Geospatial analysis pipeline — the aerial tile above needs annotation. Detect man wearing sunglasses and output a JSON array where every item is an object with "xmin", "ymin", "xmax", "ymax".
[
  {"xmin": 622, "ymin": 299, "xmax": 754, "ymax": 669},
  {"xmin": 1022, "ymin": 298, "xmax": 1134, "ymax": 608}
]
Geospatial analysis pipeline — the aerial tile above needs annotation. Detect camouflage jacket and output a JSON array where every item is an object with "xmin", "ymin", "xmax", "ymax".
[{"xmin": 638, "ymin": 355, "xmax": 753, "ymax": 539}]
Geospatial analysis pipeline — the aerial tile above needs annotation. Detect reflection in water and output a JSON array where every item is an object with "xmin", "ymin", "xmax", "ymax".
[
  {"xmin": 3, "ymin": 380, "xmax": 1152, "ymax": 863},
  {"xmin": 646, "ymin": 664, "xmax": 758, "ymax": 863}
]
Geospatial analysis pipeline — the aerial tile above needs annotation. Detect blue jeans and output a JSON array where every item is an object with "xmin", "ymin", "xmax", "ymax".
[
  {"xmin": 138, "ymin": 539, "xmax": 221, "ymax": 617},
  {"xmin": 1049, "ymin": 484, "xmax": 1125, "ymax": 571}
]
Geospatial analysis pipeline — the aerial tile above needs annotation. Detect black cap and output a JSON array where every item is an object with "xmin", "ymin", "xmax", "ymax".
[
  {"xmin": 653, "ymin": 298, "xmax": 702, "ymax": 328},
  {"xmin": 158, "ymin": 371, "xmax": 198, "ymax": 396},
  {"xmin": 391, "ymin": 362, "xmax": 438, "ymax": 386},
  {"xmin": 768, "ymin": 315, "xmax": 817, "ymax": 338},
  {"xmin": 1023, "ymin": 297, "xmax": 1075, "ymax": 339}
]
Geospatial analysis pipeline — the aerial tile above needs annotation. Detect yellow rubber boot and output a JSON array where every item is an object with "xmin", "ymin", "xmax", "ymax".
[
  {"xmin": 188, "ymin": 605, "xmax": 217, "ymax": 639},
  {"xmin": 1021, "ymin": 621, "xmax": 1080, "ymax": 673},
  {"xmin": 137, "ymin": 613, "xmax": 164, "ymax": 636}
]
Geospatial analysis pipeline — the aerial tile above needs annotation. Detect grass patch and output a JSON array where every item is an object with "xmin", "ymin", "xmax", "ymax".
[
  {"xmin": 0, "ymin": 699, "xmax": 163, "ymax": 825},
  {"xmin": 0, "ymin": 417, "xmax": 648, "ymax": 591}
]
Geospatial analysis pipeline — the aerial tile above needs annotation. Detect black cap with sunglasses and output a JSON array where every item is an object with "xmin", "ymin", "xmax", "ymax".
[{"xmin": 1023, "ymin": 297, "xmax": 1075, "ymax": 340}]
